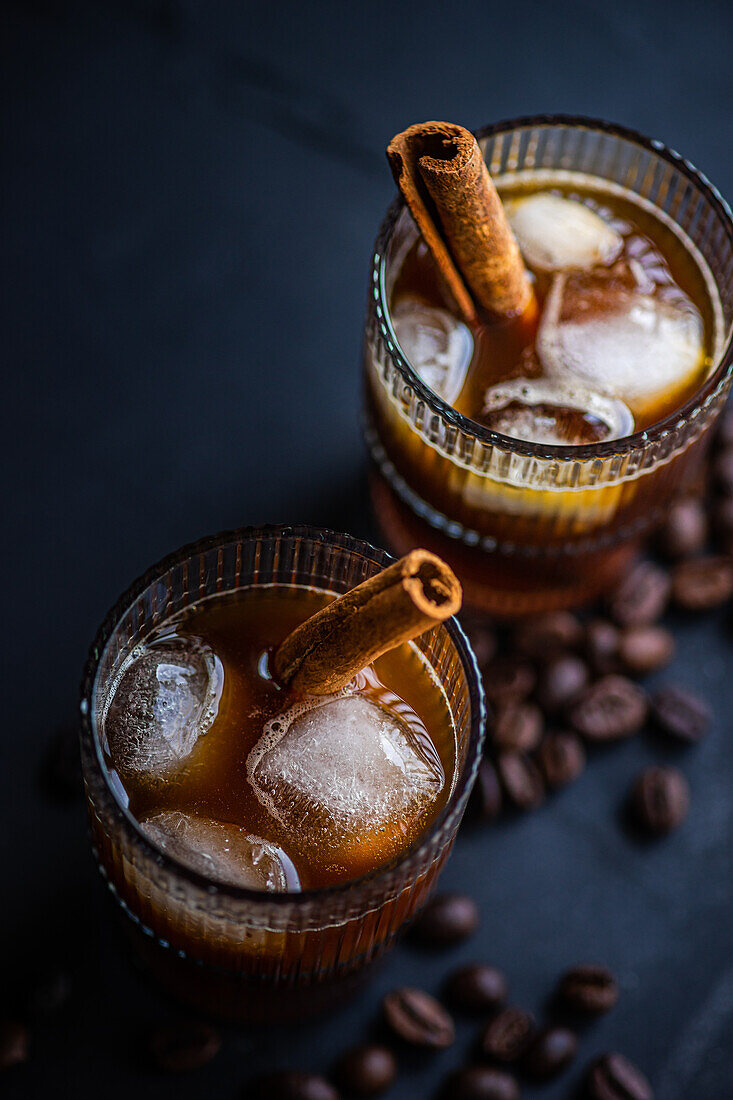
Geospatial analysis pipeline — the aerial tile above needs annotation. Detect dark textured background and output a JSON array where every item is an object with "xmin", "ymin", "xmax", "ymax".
[{"xmin": 4, "ymin": 1, "xmax": 733, "ymax": 1096}]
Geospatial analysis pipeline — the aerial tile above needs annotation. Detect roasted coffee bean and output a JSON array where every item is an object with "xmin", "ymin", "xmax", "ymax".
[
  {"xmin": 657, "ymin": 497, "xmax": 707, "ymax": 559},
  {"xmin": 713, "ymin": 446, "xmax": 733, "ymax": 495},
  {"xmin": 651, "ymin": 685, "xmax": 710, "ymax": 743},
  {"xmin": 0, "ymin": 1021, "xmax": 29, "ymax": 1069},
  {"xmin": 536, "ymin": 654, "xmax": 589, "ymax": 713},
  {"xmin": 569, "ymin": 676, "xmax": 647, "ymax": 742},
  {"xmin": 410, "ymin": 893, "xmax": 479, "ymax": 948},
  {"xmin": 671, "ymin": 555, "xmax": 733, "ymax": 611},
  {"xmin": 512, "ymin": 611, "xmax": 583, "ymax": 659},
  {"xmin": 253, "ymin": 1071, "xmax": 340, "ymax": 1100},
  {"xmin": 464, "ymin": 622, "xmax": 498, "ymax": 670},
  {"xmin": 524, "ymin": 1026, "xmax": 578, "ymax": 1080},
  {"xmin": 333, "ymin": 1045, "xmax": 396, "ymax": 1097},
  {"xmin": 585, "ymin": 619, "xmax": 620, "ymax": 675},
  {"xmin": 608, "ymin": 561, "xmax": 670, "ymax": 627},
  {"xmin": 382, "ymin": 987, "xmax": 455, "ymax": 1049},
  {"xmin": 483, "ymin": 657, "xmax": 536, "ymax": 705},
  {"xmin": 148, "ymin": 1021, "xmax": 221, "ymax": 1072},
  {"xmin": 443, "ymin": 964, "xmax": 507, "ymax": 1014},
  {"xmin": 479, "ymin": 1006, "xmax": 535, "ymax": 1063},
  {"xmin": 440, "ymin": 1065, "xmax": 520, "ymax": 1100},
  {"xmin": 25, "ymin": 968, "xmax": 72, "ymax": 1017},
  {"xmin": 537, "ymin": 731, "xmax": 586, "ymax": 789},
  {"xmin": 558, "ymin": 964, "xmax": 619, "ymax": 1015},
  {"xmin": 497, "ymin": 752, "xmax": 545, "ymax": 811},
  {"xmin": 586, "ymin": 1052, "xmax": 653, "ymax": 1100},
  {"xmin": 470, "ymin": 759, "xmax": 503, "ymax": 822},
  {"xmin": 631, "ymin": 766, "xmax": 689, "ymax": 835},
  {"xmin": 40, "ymin": 726, "xmax": 82, "ymax": 803},
  {"xmin": 618, "ymin": 625, "xmax": 675, "ymax": 676},
  {"xmin": 493, "ymin": 702, "xmax": 543, "ymax": 752}
]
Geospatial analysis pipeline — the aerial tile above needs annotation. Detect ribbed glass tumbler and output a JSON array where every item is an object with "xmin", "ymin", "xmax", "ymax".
[
  {"xmin": 80, "ymin": 525, "xmax": 485, "ymax": 1022},
  {"xmin": 364, "ymin": 115, "xmax": 733, "ymax": 616}
]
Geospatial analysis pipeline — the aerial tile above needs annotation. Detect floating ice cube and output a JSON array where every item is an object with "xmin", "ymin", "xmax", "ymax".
[
  {"xmin": 505, "ymin": 194, "xmax": 623, "ymax": 272},
  {"xmin": 247, "ymin": 694, "xmax": 444, "ymax": 856},
  {"xmin": 140, "ymin": 811, "xmax": 300, "ymax": 891},
  {"xmin": 481, "ymin": 377, "xmax": 634, "ymax": 445},
  {"xmin": 103, "ymin": 637, "xmax": 223, "ymax": 778},
  {"xmin": 391, "ymin": 297, "xmax": 472, "ymax": 403}
]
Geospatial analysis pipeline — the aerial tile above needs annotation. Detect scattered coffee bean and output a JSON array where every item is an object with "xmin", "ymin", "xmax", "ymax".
[
  {"xmin": 497, "ymin": 752, "xmax": 545, "ymax": 811},
  {"xmin": 585, "ymin": 619, "xmax": 620, "ymax": 675},
  {"xmin": 253, "ymin": 1071, "xmax": 340, "ymax": 1100},
  {"xmin": 524, "ymin": 1026, "xmax": 577, "ymax": 1080},
  {"xmin": 493, "ymin": 701, "xmax": 543, "ymax": 752},
  {"xmin": 536, "ymin": 654, "xmax": 589, "ymax": 713},
  {"xmin": 671, "ymin": 555, "xmax": 733, "ymax": 611},
  {"xmin": 657, "ymin": 497, "xmax": 707, "ymax": 559},
  {"xmin": 333, "ymin": 1045, "xmax": 396, "ymax": 1098},
  {"xmin": 443, "ymin": 964, "xmax": 507, "ymax": 1014},
  {"xmin": 382, "ymin": 987, "xmax": 455, "ymax": 1049},
  {"xmin": 537, "ymin": 731, "xmax": 586, "ymax": 789},
  {"xmin": 512, "ymin": 611, "xmax": 584, "ymax": 659},
  {"xmin": 410, "ymin": 893, "xmax": 479, "ymax": 948},
  {"xmin": 608, "ymin": 561, "xmax": 670, "ymax": 627},
  {"xmin": 148, "ymin": 1021, "xmax": 221, "ymax": 1072},
  {"xmin": 558, "ymin": 964, "xmax": 619, "ymax": 1015},
  {"xmin": 651, "ymin": 685, "xmax": 711, "ymax": 743},
  {"xmin": 25, "ymin": 967, "xmax": 72, "ymax": 1017},
  {"xmin": 441, "ymin": 1065, "xmax": 520, "ymax": 1100},
  {"xmin": 470, "ymin": 759, "xmax": 503, "ymax": 822},
  {"xmin": 586, "ymin": 1052, "xmax": 653, "ymax": 1100},
  {"xmin": 464, "ymin": 622, "xmax": 497, "ymax": 670},
  {"xmin": 0, "ymin": 1020, "xmax": 29, "ymax": 1069},
  {"xmin": 631, "ymin": 766, "xmax": 689, "ymax": 835},
  {"xmin": 713, "ymin": 446, "xmax": 733, "ymax": 495},
  {"xmin": 40, "ymin": 727, "xmax": 82, "ymax": 803},
  {"xmin": 569, "ymin": 676, "xmax": 647, "ymax": 742},
  {"xmin": 618, "ymin": 625, "xmax": 675, "ymax": 676},
  {"xmin": 479, "ymin": 1006, "xmax": 535, "ymax": 1063},
  {"xmin": 483, "ymin": 657, "xmax": 536, "ymax": 705}
]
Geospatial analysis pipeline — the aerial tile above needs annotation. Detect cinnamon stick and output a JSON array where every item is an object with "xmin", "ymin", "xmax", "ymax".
[
  {"xmin": 387, "ymin": 121, "xmax": 534, "ymax": 321},
  {"xmin": 274, "ymin": 549, "xmax": 462, "ymax": 695}
]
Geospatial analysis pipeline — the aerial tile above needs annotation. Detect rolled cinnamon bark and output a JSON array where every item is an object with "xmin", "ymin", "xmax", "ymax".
[{"xmin": 274, "ymin": 549, "xmax": 462, "ymax": 695}]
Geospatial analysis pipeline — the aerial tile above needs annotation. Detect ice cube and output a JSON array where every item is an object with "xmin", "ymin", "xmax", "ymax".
[
  {"xmin": 140, "ymin": 811, "xmax": 300, "ymax": 891},
  {"xmin": 103, "ymin": 637, "xmax": 223, "ymax": 778},
  {"xmin": 481, "ymin": 377, "xmax": 634, "ymax": 445},
  {"xmin": 505, "ymin": 194, "xmax": 623, "ymax": 272},
  {"xmin": 247, "ymin": 694, "xmax": 445, "ymax": 860},
  {"xmin": 391, "ymin": 297, "xmax": 472, "ymax": 403}
]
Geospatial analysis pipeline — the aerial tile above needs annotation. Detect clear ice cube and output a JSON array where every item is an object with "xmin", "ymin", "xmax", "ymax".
[
  {"xmin": 103, "ymin": 637, "xmax": 224, "ymax": 778},
  {"xmin": 391, "ymin": 296, "xmax": 472, "ymax": 403},
  {"xmin": 140, "ymin": 810, "xmax": 300, "ymax": 891},
  {"xmin": 505, "ymin": 193, "xmax": 624, "ymax": 272},
  {"xmin": 481, "ymin": 377, "xmax": 634, "ymax": 445},
  {"xmin": 247, "ymin": 694, "xmax": 445, "ymax": 855}
]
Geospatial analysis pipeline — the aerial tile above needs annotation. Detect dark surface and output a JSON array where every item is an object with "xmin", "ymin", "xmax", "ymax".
[{"xmin": 4, "ymin": 1, "xmax": 733, "ymax": 1096}]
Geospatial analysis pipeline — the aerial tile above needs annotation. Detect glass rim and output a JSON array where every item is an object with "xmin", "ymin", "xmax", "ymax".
[
  {"xmin": 79, "ymin": 523, "xmax": 486, "ymax": 908},
  {"xmin": 373, "ymin": 112, "xmax": 733, "ymax": 462}
]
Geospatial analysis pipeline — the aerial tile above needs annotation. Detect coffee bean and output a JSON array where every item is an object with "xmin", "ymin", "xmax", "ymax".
[
  {"xmin": 585, "ymin": 619, "xmax": 620, "ymax": 675},
  {"xmin": 512, "ymin": 611, "xmax": 584, "ymax": 659},
  {"xmin": 382, "ymin": 987, "xmax": 455, "ymax": 1049},
  {"xmin": 671, "ymin": 555, "xmax": 733, "ymax": 610},
  {"xmin": 608, "ymin": 561, "xmax": 670, "ymax": 627},
  {"xmin": 524, "ymin": 1026, "xmax": 577, "ymax": 1080},
  {"xmin": 470, "ymin": 759, "xmax": 503, "ymax": 822},
  {"xmin": 631, "ymin": 766, "xmax": 689, "ymax": 835},
  {"xmin": 558, "ymin": 964, "xmax": 619, "ymax": 1015},
  {"xmin": 713, "ymin": 446, "xmax": 733, "ymax": 495},
  {"xmin": 569, "ymin": 676, "xmax": 647, "ymax": 742},
  {"xmin": 254, "ymin": 1072, "xmax": 340, "ymax": 1100},
  {"xmin": 479, "ymin": 1006, "xmax": 535, "ymax": 1063},
  {"xmin": 657, "ymin": 497, "xmax": 707, "ymax": 559},
  {"xmin": 586, "ymin": 1052, "xmax": 653, "ymax": 1100},
  {"xmin": 493, "ymin": 702, "xmax": 543, "ymax": 752},
  {"xmin": 537, "ymin": 731, "xmax": 586, "ymax": 789},
  {"xmin": 464, "ymin": 622, "xmax": 498, "ymax": 670},
  {"xmin": 39, "ymin": 727, "xmax": 82, "ymax": 803},
  {"xmin": 483, "ymin": 657, "xmax": 536, "ymax": 705},
  {"xmin": 410, "ymin": 893, "xmax": 479, "ymax": 948},
  {"xmin": 536, "ymin": 654, "xmax": 589, "ymax": 713},
  {"xmin": 618, "ymin": 626, "xmax": 675, "ymax": 676},
  {"xmin": 148, "ymin": 1021, "xmax": 221, "ymax": 1072},
  {"xmin": 443, "ymin": 964, "xmax": 507, "ymax": 1014},
  {"xmin": 651, "ymin": 686, "xmax": 710, "ymax": 743},
  {"xmin": 440, "ymin": 1065, "xmax": 520, "ymax": 1100},
  {"xmin": 333, "ymin": 1045, "xmax": 396, "ymax": 1097},
  {"xmin": 497, "ymin": 752, "xmax": 545, "ymax": 811},
  {"xmin": 0, "ymin": 1021, "xmax": 29, "ymax": 1069}
]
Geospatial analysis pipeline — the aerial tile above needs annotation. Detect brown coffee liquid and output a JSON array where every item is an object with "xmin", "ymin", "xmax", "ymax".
[{"xmin": 102, "ymin": 586, "xmax": 456, "ymax": 890}]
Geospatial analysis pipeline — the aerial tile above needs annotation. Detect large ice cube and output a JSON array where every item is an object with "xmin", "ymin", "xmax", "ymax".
[
  {"xmin": 140, "ymin": 811, "xmax": 300, "ymax": 891},
  {"xmin": 391, "ymin": 297, "xmax": 472, "ymax": 403},
  {"xmin": 103, "ymin": 637, "xmax": 223, "ymax": 778},
  {"xmin": 481, "ymin": 377, "xmax": 634, "ymax": 445},
  {"xmin": 505, "ymin": 194, "xmax": 623, "ymax": 272},
  {"xmin": 247, "ymin": 694, "xmax": 445, "ymax": 858}
]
